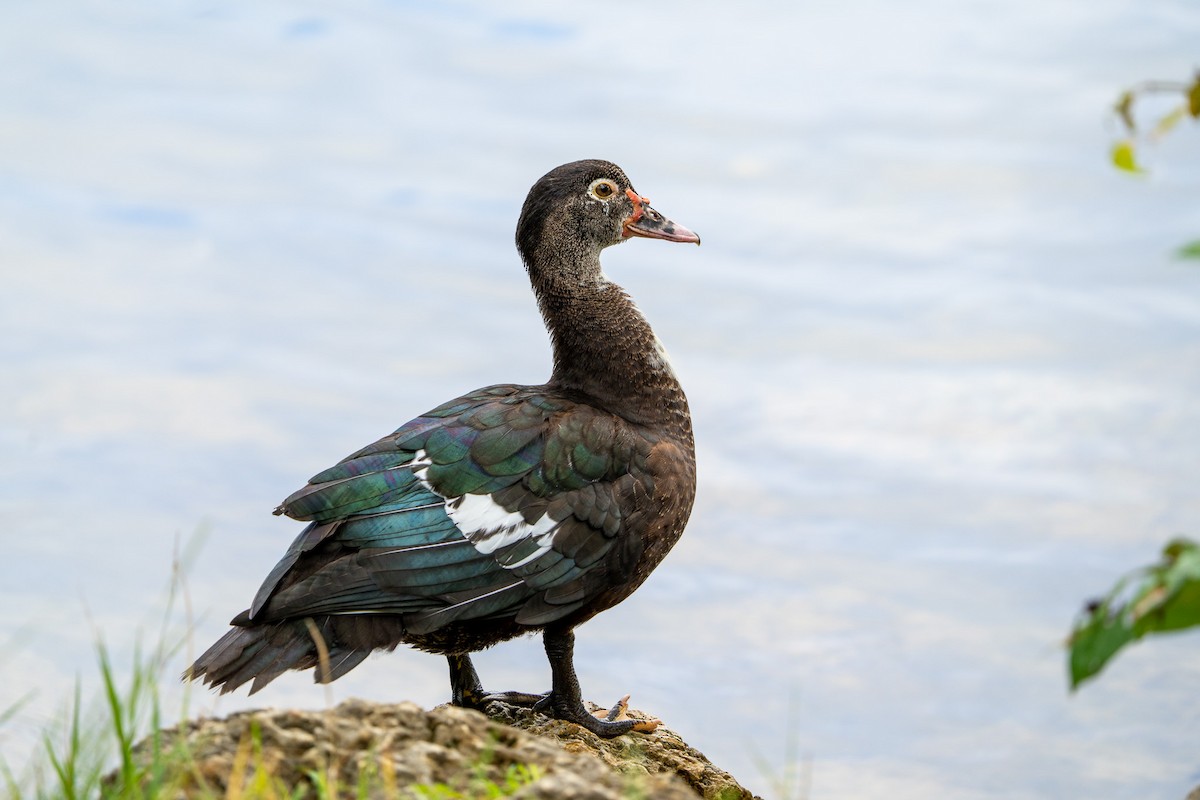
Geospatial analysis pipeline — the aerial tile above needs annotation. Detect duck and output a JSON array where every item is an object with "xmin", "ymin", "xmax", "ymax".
[{"xmin": 186, "ymin": 159, "xmax": 701, "ymax": 737}]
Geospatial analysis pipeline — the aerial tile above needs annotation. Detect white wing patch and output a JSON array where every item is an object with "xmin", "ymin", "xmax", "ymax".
[{"xmin": 411, "ymin": 448, "xmax": 559, "ymax": 570}]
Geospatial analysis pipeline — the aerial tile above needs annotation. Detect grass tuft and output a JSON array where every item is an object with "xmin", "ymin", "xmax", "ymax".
[{"xmin": 0, "ymin": 542, "xmax": 548, "ymax": 800}]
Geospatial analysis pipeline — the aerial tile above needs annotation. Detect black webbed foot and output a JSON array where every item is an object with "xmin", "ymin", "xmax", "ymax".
[
  {"xmin": 537, "ymin": 625, "xmax": 660, "ymax": 737},
  {"xmin": 447, "ymin": 654, "xmax": 548, "ymax": 709},
  {"xmin": 446, "ymin": 629, "xmax": 660, "ymax": 738},
  {"xmin": 531, "ymin": 689, "xmax": 660, "ymax": 735}
]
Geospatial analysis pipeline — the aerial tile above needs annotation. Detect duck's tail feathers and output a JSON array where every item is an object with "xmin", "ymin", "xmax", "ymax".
[{"xmin": 183, "ymin": 615, "xmax": 371, "ymax": 694}]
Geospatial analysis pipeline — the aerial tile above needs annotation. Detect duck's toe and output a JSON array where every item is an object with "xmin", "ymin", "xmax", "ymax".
[
  {"xmin": 479, "ymin": 690, "xmax": 550, "ymax": 707},
  {"xmin": 593, "ymin": 694, "xmax": 660, "ymax": 732}
]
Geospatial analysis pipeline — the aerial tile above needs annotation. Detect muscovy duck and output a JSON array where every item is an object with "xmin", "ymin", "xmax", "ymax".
[{"xmin": 187, "ymin": 159, "xmax": 700, "ymax": 737}]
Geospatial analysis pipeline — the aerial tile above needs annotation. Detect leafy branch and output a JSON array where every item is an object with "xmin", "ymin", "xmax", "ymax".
[
  {"xmin": 1111, "ymin": 72, "xmax": 1200, "ymax": 173},
  {"xmin": 1109, "ymin": 71, "xmax": 1200, "ymax": 260},
  {"xmin": 1067, "ymin": 538, "xmax": 1200, "ymax": 689}
]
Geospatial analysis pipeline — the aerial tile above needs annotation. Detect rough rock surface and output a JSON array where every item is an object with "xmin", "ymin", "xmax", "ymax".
[{"xmin": 122, "ymin": 698, "xmax": 759, "ymax": 799}]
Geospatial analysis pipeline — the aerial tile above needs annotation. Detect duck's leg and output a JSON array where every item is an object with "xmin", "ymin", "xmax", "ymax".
[
  {"xmin": 447, "ymin": 654, "xmax": 485, "ymax": 707},
  {"xmin": 446, "ymin": 654, "xmax": 545, "ymax": 709},
  {"xmin": 531, "ymin": 624, "xmax": 659, "ymax": 737}
]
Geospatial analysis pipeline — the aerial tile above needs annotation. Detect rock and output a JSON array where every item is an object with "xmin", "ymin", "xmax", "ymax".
[{"xmin": 116, "ymin": 698, "xmax": 759, "ymax": 800}]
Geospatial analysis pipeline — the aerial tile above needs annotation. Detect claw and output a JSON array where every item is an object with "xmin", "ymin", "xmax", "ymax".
[
  {"xmin": 631, "ymin": 717, "xmax": 661, "ymax": 733},
  {"xmin": 588, "ymin": 694, "xmax": 659, "ymax": 732},
  {"xmin": 596, "ymin": 694, "xmax": 631, "ymax": 721}
]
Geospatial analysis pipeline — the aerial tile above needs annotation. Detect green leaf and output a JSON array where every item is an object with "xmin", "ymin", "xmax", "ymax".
[
  {"xmin": 1187, "ymin": 74, "xmax": 1200, "ymax": 118},
  {"xmin": 1111, "ymin": 140, "xmax": 1144, "ymax": 174},
  {"xmin": 1068, "ymin": 538, "xmax": 1200, "ymax": 690},
  {"xmin": 1068, "ymin": 604, "xmax": 1137, "ymax": 690},
  {"xmin": 1175, "ymin": 240, "xmax": 1200, "ymax": 260}
]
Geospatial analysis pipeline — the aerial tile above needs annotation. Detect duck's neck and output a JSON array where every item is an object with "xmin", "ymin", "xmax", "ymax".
[{"xmin": 528, "ymin": 257, "xmax": 692, "ymax": 442}]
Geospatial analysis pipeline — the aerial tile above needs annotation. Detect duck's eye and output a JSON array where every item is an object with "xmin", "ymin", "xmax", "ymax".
[{"xmin": 589, "ymin": 179, "xmax": 618, "ymax": 200}]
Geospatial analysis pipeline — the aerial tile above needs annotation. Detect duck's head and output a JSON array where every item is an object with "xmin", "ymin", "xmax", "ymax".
[{"xmin": 516, "ymin": 160, "xmax": 699, "ymax": 274}]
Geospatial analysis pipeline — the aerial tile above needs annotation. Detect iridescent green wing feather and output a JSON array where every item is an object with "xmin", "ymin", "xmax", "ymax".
[{"xmin": 249, "ymin": 384, "xmax": 655, "ymax": 633}]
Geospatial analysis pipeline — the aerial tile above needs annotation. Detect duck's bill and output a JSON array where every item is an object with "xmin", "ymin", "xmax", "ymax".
[{"xmin": 622, "ymin": 206, "xmax": 701, "ymax": 244}]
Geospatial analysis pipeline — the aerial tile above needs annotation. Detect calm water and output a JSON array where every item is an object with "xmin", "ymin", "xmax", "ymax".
[{"xmin": 3, "ymin": 2, "xmax": 1200, "ymax": 797}]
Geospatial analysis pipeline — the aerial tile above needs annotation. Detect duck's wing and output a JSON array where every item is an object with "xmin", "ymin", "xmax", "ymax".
[{"xmin": 243, "ymin": 384, "xmax": 658, "ymax": 634}]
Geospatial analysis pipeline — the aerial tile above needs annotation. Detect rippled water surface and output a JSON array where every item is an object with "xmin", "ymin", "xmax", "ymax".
[{"xmin": 3, "ymin": 2, "xmax": 1200, "ymax": 797}]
